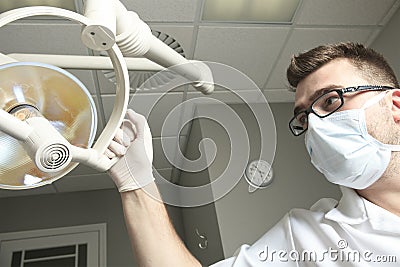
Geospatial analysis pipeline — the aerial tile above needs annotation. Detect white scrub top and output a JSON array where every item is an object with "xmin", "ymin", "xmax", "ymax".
[{"xmin": 210, "ymin": 187, "xmax": 400, "ymax": 266}]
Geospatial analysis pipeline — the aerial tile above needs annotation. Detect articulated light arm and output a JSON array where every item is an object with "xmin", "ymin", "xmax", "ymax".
[
  {"xmin": 81, "ymin": 0, "xmax": 214, "ymax": 94},
  {"xmin": 0, "ymin": 0, "xmax": 215, "ymax": 189}
]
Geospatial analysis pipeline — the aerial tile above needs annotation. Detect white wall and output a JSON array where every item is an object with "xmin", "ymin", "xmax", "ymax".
[
  {"xmin": 179, "ymin": 118, "xmax": 225, "ymax": 267},
  {"xmin": 0, "ymin": 189, "xmax": 135, "ymax": 266}
]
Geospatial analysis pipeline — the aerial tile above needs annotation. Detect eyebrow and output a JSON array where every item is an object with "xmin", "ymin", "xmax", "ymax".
[{"xmin": 293, "ymin": 84, "xmax": 344, "ymax": 116}]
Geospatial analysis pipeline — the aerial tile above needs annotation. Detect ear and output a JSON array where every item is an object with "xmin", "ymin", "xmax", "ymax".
[{"xmin": 390, "ymin": 89, "xmax": 400, "ymax": 123}]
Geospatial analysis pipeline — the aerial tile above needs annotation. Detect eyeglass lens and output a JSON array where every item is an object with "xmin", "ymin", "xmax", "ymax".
[{"xmin": 290, "ymin": 90, "xmax": 343, "ymax": 135}]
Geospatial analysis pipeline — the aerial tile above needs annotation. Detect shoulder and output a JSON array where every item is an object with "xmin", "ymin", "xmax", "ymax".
[
  {"xmin": 288, "ymin": 198, "xmax": 338, "ymax": 218},
  {"xmin": 285, "ymin": 198, "xmax": 339, "ymax": 229},
  {"xmin": 252, "ymin": 198, "xmax": 338, "ymax": 246},
  {"xmin": 209, "ymin": 198, "xmax": 340, "ymax": 267}
]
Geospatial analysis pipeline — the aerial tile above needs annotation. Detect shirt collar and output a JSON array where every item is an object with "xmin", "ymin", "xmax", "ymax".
[
  {"xmin": 325, "ymin": 186, "xmax": 400, "ymax": 234},
  {"xmin": 325, "ymin": 186, "xmax": 368, "ymax": 225},
  {"xmin": 362, "ymin": 196, "xmax": 400, "ymax": 234}
]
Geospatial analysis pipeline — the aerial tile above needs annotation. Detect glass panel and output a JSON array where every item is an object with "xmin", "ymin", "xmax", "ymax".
[
  {"xmin": 202, "ymin": 0, "xmax": 300, "ymax": 23},
  {"xmin": 24, "ymin": 245, "xmax": 76, "ymax": 260},
  {"xmin": 11, "ymin": 251, "xmax": 22, "ymax": 267},
  {"xmin": 78, "ymin": 244, "xmax": 88, "ymax": 267},
  {"xmin": 24, "ymin": 257, "xmax": 75, "ymax": 267},
  {"xmin": 313, "ymin": 90, "xmax": 342, "ymax": 116}
]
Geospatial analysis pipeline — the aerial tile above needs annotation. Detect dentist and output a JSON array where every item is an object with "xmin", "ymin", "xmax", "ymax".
[{"xmin": 107, "ymin": 42, "xmax": 400, "ymax": 266}]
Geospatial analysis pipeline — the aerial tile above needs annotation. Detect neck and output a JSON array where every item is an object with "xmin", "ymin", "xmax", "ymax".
[
  {"xmin": 357, "ymin": 186, "xmax": 400, "ymax": 217},
  {"xmin": 357, "ymin": 156, "xmax": 400, "ymax": 217}
]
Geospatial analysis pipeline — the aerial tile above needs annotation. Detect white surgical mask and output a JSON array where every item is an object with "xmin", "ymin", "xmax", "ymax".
[{"xmin": 305, "ymin": 92, "xmax": 400, "ymax": 189}]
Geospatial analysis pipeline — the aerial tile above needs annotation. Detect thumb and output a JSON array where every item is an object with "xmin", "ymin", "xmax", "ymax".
[{"xmin": 126, "ymin": 109, "xmax": 147, "ymax": 139}]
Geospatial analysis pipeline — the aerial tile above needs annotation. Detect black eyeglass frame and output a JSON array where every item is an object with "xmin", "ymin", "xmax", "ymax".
[{"xmin": 289, "ymin": 85, "xmax": 395, "ymax": 136}]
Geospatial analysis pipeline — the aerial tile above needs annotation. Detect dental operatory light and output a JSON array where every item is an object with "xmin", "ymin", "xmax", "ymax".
[
  {"xmin": 0, "ymin": 0, "xmax": 214, "ymax": 190},
  {"xmin": 0, "ymin": 0, "xmax": 77, "ymax": 13},
  {"xmin": 0, "ymin": 62, "xmax": 97, "ymax": 188},
  {"xmin": 202, "ymin": 0, "xmax": 300, "ymax": 23}
]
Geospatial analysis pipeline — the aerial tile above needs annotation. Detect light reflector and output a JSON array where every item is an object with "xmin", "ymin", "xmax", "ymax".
[
  {"xmin": 202, "ymin": 0, "xmax": 300, "ymax": 23},
  {"xmin": 0, "ymin": 0, "xmax": 76, "ymax": 13},
  {"xmin": 0, "ymin": 62, "xmax": 97, "ymax": 189}
]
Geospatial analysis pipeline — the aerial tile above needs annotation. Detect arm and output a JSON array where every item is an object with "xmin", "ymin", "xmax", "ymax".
[
  {"xmin": 107, "ymin": 110, "xmax": 201, "ymax": 267},
  {"xmin": 121, "ymin": 184, "xmax": 201, "ymax": 267}
]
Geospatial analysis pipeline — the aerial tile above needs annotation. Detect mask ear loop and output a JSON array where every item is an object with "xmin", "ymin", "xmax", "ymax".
[
  {"xmin": 361, "ymin": 91, "xmax": 400, "ymax": 151},
  {"xmin": 362, "ymin": 91, "xmax": 388, "ymax": 109}
]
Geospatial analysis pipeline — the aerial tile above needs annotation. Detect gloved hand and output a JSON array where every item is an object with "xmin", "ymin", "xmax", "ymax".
[{"xmin": 106, "ymin": 110, "xmax": 154, "ymax": 192}]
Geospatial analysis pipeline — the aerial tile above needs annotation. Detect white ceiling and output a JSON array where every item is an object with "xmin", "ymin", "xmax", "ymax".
[{"xmin": 0, "ymin": 0, "xmax": 399, "ymax": 197}]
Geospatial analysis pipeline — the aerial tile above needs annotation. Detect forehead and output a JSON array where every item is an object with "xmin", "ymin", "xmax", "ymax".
[{"xmin": 293, "ymin": 59, "xmax": 369, "ymax": 111}]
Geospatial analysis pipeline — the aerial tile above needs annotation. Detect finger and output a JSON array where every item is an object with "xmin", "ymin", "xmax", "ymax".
[
  {"xmin": 104, "ymin": 148, "xmax": 116, "ymax": 159},
  {"xmin": 121, "ymin": 119, "xmax": 136, "ymax": 145},
  {"xmin": 108, "ymin": 140, "xmax": 127, "ymax": 157},
  {"xmin": 143, "ymin": 124, "xmax": 153, "ymax": 163},
  {"xmin": 126, "ymin": 110, "xmax": 148, "ymax": 139},
  {"xmin": 113, "ymin": 127, "xmax": 126, "ymax": 146}
]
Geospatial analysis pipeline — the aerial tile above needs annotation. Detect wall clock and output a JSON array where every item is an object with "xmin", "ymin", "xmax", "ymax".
[{"xmin": 245, "ymin": 159, "xmax": 274, "ymax": 192}]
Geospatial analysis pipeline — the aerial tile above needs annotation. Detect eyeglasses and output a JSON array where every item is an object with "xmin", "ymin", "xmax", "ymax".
[{"xmin": 289, "ymin": 85, "xmax": 395, "ymax": 136}]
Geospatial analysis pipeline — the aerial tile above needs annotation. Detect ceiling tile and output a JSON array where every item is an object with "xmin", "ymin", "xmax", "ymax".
[
  {"xmin": 96, "ymin": 25, "xmax": 195, "ymax": 94},
  {"xmin": 186, "ymin": 88, "xmax": 268, "ymax": 104},
  {"xmin": 97, "ymin": 69, "xmax": 188, "ymax": 94},
  {"xmin": 263, "ymin": 89, "xmax": 295, "ymax": 103},
  {"xmin": 97, "ymin": 70, "xmax": 122, "ymax": 95},
  {"xmin": 96, "ymin": 26, "xmax": 194, "ymax": 95},
  {"xmin": 101, "ymin": 92, "xmax": 184, "ymax": 137},
  {"xmin": 149, "ymin": 25, "xmax": 195, "ymax": 59},
  {"xmin": 182, "ymin": 88, "xmax": 269, "ymax": 138},
  {"xmin": 91, "ymin": 96, "xmax": 106, "ymax": 140},
  {"xmin": 0, "ymin": 23, "xmax": 89, "ymax": 55},
  {"xmin": 183, "ymin": 89, "xmax": 270, "ymax": 137},
  {"xmin": 194, "ymin": 26, "xmax": 290, "ymax": 88},
  {"xmin": 371, "ymin": 7, "xmax": 400, "ymax": 80},
  {"xmin": 296, "ymin": 0, "xmax": 397, "ymax": 25},
  {"xmin": 120, "ymin": 0, "xmax": 199, "ymax": 22},
  {"xmin": 67, "ymin": 69, "xmax": 97, "ymax": 95},
  {"xmin": 53, "ymin": 173, "xmax": 115, "ymax": 193},
  {"xmin": 265, "ymin": 27, "xmax": 374, "ymax": 89}
]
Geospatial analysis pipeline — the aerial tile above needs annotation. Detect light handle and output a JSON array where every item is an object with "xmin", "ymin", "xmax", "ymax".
[
  {"xmin": 0, "ymin": 107, "xmax": 116, "ymax": 172},
  {"xmin": 0, "ymin": 108, "xmax": 33, "ymax": 140}
]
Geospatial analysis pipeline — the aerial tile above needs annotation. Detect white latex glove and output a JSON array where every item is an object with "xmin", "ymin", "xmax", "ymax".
[{"xmin": 106, "ymin": 110, "xmax": 154, "ymax": 192}]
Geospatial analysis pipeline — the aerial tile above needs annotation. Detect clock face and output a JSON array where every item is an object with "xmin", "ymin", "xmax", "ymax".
[{"xmin": 245, "ymin": 160, "xmax": 273, "ymax": 189}]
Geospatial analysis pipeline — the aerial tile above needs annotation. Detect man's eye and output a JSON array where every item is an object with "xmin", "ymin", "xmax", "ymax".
[
  {"xmin": 323, "ymin": 96, "xmax": 340, "ymax": 107},
  {"xmin": 298, "ymin": 114, "xmax": 307, "ymax": 126},
  {"xmin": 314, "ymin": 91, "xmax": 342, "ymax": 114}
]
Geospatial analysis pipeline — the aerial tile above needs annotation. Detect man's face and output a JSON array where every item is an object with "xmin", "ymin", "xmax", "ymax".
[
  {"xmin": 292, "ymin": 58, "xmax": 400, "ymax": 191},
  {"xmin": 293, "ymin": 57, "xmax": 399, "ymax": 146},
  {"xmin": 293, "ymin": 58, "xmax": 375, "ymax": 117}
]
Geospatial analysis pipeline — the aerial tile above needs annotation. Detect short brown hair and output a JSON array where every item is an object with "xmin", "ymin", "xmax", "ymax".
[{"xmin": 286, "ymin": 42, "xmax": 399, "ymax": 89}]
